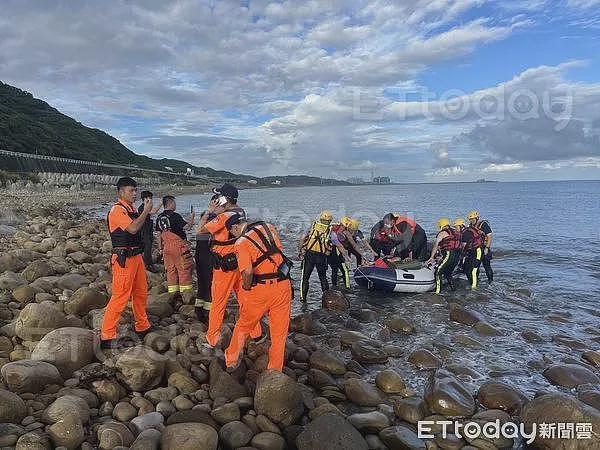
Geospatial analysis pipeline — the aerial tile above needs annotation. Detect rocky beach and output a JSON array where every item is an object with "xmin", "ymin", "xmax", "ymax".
[{"xmin": 0, "ymin": 182, "xmax": 599, "ymax": 449}]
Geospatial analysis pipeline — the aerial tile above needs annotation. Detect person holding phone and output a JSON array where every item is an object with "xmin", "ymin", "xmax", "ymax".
[
  {"xmin": 194, "ymin": 194, "xmax": 218, "ymax": 321},
  {"xmin": 197, "ymin": 184, "xmax": 262, "ymax": 348}
]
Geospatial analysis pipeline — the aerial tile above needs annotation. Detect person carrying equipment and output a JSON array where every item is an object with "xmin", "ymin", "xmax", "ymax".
[
  {"xmin": 137, "ymin": 191, "xmax": 162, "ymax": 272},
  {"xmin": 328, "ymin": 217, "xmax": 353, "ymax": 289},
  {"xmin": 468, "ymin": 211, "xmax": 494, "ymax": 283},
  {"xmin": 224, "ymin": 214, "xmax": 293, "ymax": 372},
  {"xmin": 194, "ymin": 194, "xmax": 219, "ymax": 322},
  {"xmin": 101, "ymin": 177, "xmax": 153, "ymax": 348},
  {"xmin": 198, "ymin": 184, "xmax": 262, "ymax": 347},
  {"xmin": 383, "ymin": 213, "xmax": 428, "ymax": 261},
  {"xmin": 155, "ymin": 195, "xmax": 195, "ymax": 296},
  {"xmin": 426, "ymin": 218, "xmax": 461, "ymax": 294},
  {"xmin": 455, "ymin": 218, "xmax": 484, "ymax": 289},
  {"xmin": 298, "ymin": 211, "xmax": 333, "ymax": 302}
]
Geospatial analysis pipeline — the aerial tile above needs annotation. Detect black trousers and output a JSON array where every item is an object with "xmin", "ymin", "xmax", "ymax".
[
  {"xmin": 370, "ymin": 239, "xmax": 395, "ymax": 257},
  {"xmin": 348, "ymin": 246, "xmax": 362, "ymax": 266},
  {"xmin": 195, "ymin": 239, "xmax": 213, "ymax": 302},
  {"xmin": 327, "ymin": 250, "xmax": 350, "ymax": 288},
  {"xmin": 463, "ymin": 247, "xmax": 483, "ymax": 288},
  {"xmin": 435, "ymin": 250, "xmax": 459, "ymax": 294},
  {"xmin": 482, "ymin": 249, "xmax": 493, "ymax": 282},
  {"xmin": 301, "ymin": 250, "xmax": 329, "ymax": 301},
  {"xmin": 141, "ymin": 230, "xmax": 153, "ymax": 268}
]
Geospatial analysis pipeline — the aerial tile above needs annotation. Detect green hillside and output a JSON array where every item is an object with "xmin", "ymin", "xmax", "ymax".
[{"xmin": 0, "ymin": 82, "xmax": 345, "ymax": 185}]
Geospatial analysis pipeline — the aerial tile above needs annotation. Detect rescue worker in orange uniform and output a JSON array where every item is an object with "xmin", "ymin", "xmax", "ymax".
[
  {"xmin": 224, "ymin": 213, "xmax": 293, "ymax": 372},
  {"xmin": 198, "ymin": 184, "xmax": 262, "ymax": 347},
  {"xmin": 426, "ymin": 218, "xmax": 461, "ymax": 294},
  {"xmin": 155, "ymin": 195, "xmax": 195, "ymax": 295},
  {"xmin": 101, "ymin": 177, "xmax": 153, "ymax": 348}
]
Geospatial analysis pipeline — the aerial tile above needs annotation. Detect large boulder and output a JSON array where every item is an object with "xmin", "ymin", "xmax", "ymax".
[
  {"xmin": 424, "ymin": 369, "xmax": 476, "ymax": 417},
  {"xmin": 47, "ymin": 414, "xmax": 85, "ymax": 449},
  {"xmin": 408, "ymin": 349, "xmax": 442, "ymax": 370},
  {"xmin": 161, "ymin": 423, "xmax": 218, "ymax": 450},
  {"xmin": 0, "ymin": 389, "xmax": 27, "ymax": 423},
  {"xmin": 42, "ymin": 395, "xmax": 90, "ymax": 424},
  {"xmin": 254, "ymin": 370, "xmax": 304, "ymax": 427},
  {"xmin": 64, "ymin": 287, "xmax": 108, "ymax": 316},
  {"xmin": 321, "ymin": 289, "xmax": 350, "ymax": 311},
  {"xmin": 15, "ymin": 430, "xmax": 52, "ymax": 450},
  {"xmin": 115, "ymin": 346, "xmax": 166, "ymax": 391},
  {"xmin": 22, "ymin": 260, "xmax": 54, "ymax": 282},
  {"xmin": 543, "ymin": 364, "xmax": 600, "ymax": 388},
  {"xmin": 1, "ymin": 360, "xmax": 62, "ymax": 393},
  {"xmin": 14, "ymin": 302, "xmax": 68, "ymax": 341},
  {"xmin": 12, "ymin": 284, "xmax": 39, "ymax": 304},
  {"xmin": 296, "ymin": 413, "xmax": 368, "ymax": 450},
  {"xmin": 351, "ymin": 340, "xmax": 388, "ymax": 365},
  {"xmin": 375, "ymin": 369, "xmax": 406, "ymax": 394},
  {"xmin": 522, "ymin": 393, "xmax": 600, "ymax": 449},
  {"xmin": 309, "ymin": 349, "xmax": 346, "ymax": 375},
  {"xmin": 476, "ymin": 381, "xmax": 528, "ymax": 415},
  {"xmin": 380, "ymin": 425, "xmax": 426, "ymax": 450},
  {"xmin": 31, "ymin": 327, "xmax": 96, "ymax": 377},
  {"xmin": 97, "ymin": 421, "xmax": 135, "ymax": 449},
  {"xmin": 449, "ymin": 304, "xmax": 484, "ymax": 326},
  {"xmin": 57, "ymin": 273, "xmax": 88, "ymax": 291},
  {"xmin": 208, "ymin": 359, "xmax": 247, "ymax": 401},
  {"xmin": 343, "ymin": 378, "xmax": 386, "ymax": 406}
]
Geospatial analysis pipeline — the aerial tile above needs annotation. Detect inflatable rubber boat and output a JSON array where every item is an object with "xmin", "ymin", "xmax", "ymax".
[{"xmin": 354, "ymin": 260, "xmax": 435, "ymax": 293}]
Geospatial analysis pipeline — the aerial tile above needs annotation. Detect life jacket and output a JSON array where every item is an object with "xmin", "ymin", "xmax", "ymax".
[
  {"xmin": 304, "ymin": 221, "xmax": 333, "ymax": 255},
  {"xmin": 437, "ymin": 227, "xmax": 461, "ymax": 252},
  {"xmin": 242, "ymin": 222, "xmax": 292, "ymax": 284},
  {"xmin": 210, "ymin": 206, "xmax": 245, "ymax": 248},
  {"xmin": 393, "ymin": 216, "xmax": 417, "ymax": 236},
  {"xmin": 107, "ymin": 202, "xmax": 142, "ymax": 249},
  {"xmin": 332, "ymin": 224, "xmax": 350, "ymax": 249},
  {"xmin": 374, "ymin": 226, "xmax": 391, "ymax": 243},
  {"xmin": 466, "ymin": 226, "xmax": 485, "ymax": 250}
]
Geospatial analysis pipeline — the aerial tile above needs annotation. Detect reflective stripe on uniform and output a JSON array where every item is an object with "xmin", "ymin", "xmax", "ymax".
[
  {"xmin": 168, "ymin": 285, "xmax": 180, "ymax": 293},
  {"xmin": 471, "ymin": 247, "xmax": 483, "ymax": 289},
  {"xmin": 180, "ymin": 285, "xmax": 193, "ymax": 292},
  {"xmin": 435, "ymin": 252, "xmax": 451, "ymax": 294},
  {"xmin": 341, "ymin": 262, "xmax": 351, "ymax": 289}
]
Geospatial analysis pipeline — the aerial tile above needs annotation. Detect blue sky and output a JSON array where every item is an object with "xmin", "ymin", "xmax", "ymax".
[{"xmin": 1, "ymin": 0, "xmax": 599, "ymax": 181}]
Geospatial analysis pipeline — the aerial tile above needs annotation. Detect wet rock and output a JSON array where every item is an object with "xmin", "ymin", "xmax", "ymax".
[
  {"xmin": 252, "ymin": 431, "xmax": 286, "ymax": 450},
  {"xmin": 219, "ymin": 421, "xmax": 254, "ymax": 448},
  {"xmin": 452, "ymin": 334, "xmax": 483, "ymax": 349},
  {"xmin": 130, "ymin": 429, "xmax": 161, "ymax": 450},
  {"xmin": 350, "ymin": 308, "xmax": 378, "ymax": 323},
  {"xmin": 130, "ymin": 411, "xmax": 164, "ymax": 433},
  {"xmin": 473, "ymin": 321, "xmax": 502, "ymax": 336},
  {"xmin": 57, "ymin": 273, "xmax": 88, "ymax": 291},
  {"xmin": 31, "ymin": 327, "xmax": 96, "ymax": 377},
  {"xmin": 522, "ymin": 393, "xmax": 600, "ymax": 449},
  {"xmin": 351, "ymin": 340, "xmax": 388, "ymax": 365},
  {"xmin": 543, "ymin": 364, "xmax": 600, "ymax": 388},
  {"xmin": 0, "ymin": 388, "xmax": 27, "ymax": 423},
  {"xmin": 166, "ymin": 409, "xmax": 218, "ymax": 429},
  {"xmin": 379, "ymin": 425, "xmax": 426, "ymax": 450},
  {"xmin": 467, "ymin": 409, "xmax": 514, "ymax": 449},
  {"xmin": 98, "ymin": 421, "xmax": 135, "ymax": 449},
  {"xmin": 583, "ymin": 350, "xmax": 600, "ymax": 368},
  {"xmin": 424, "ymin": 370, "xmax": 476, "ymax": 418},
  {"xmin": 322, "ymin": 289, "xmax": 350, "ymax": 312},
  {"xmin": 408, "ymin": 349, "xmax": 442, "ymax": 370},
  {"xmin": 15, "ymin": 430, "xmax": 52, "ymax": 450},
  {"xmin": 112, "ymin": 401, "xmax": 137, "ymax": 422},
  {"xmin": 64, "ymin": 287, "xmax": 108, "ymax": 316},
  {"xmin": 290, "ymin": 313, "xmax": 327, "ymax": 335},
  {"xmin": 173, "ymin": 394, "xmax": 194, "ymax": 410},
  {"xmin": 375, "ymin": 369, "xmax": 406, "ymax": 394},
  {"xmin": 161, "ymin": 423, "xmax": 218, "ymax": 450},
  {"xmin": 47, "ymin": 414, "xmax": 85, "ymax": 449},
  {"xmin": 307, "ymin": 368, "xmax": 337, "ymax": 389},
  {"xmin": 386, "ymin": 316, "xmax": 415, "ymax": 334},
  {"xmin": 578, "ymin": 390, "xmax": 600, "ymax": 411},
  {"xmin": 115, "ymin": 346, "xmax": 166, "ymax": 391},
  {"xmin": 1, "ymin": 359, "xmax": 62, "ymax": 393},
  {"xmin": 22, "ymin": 260, "xmax": 54, "ymax": 282},
  {"xmin": 394, "ymin": 397, "xmax": 428, "ymax": 424},
  {"xmin": 521, "ymin": 330, "xmax": 544, "ymax": 343},
  {"xmin": 553, "ymin": 334, "xmax": 587, "ymax": 350},
  {"xmin": 309, "ymin": 349, "xmax": 346, "ymax": 375},
  {"xmin": 449, "ymin": 304, "xmax": 483, "ymax": 326},
  {"xmin": 212, "ymin": 402, "xmax": 241, "ymax": 424},
  {"xmin": 145, "ymin": 386, "xmax": 179, "ymax": 404},
  {"xmin": 42, "ymin": 395, "xmax": 90, "ymax": 424},
  {"xmin": 15, "ymin": 302, "xmax": 68, "ymax": 340},
  {"xmin": 296, "ymin": 413, "xmax": 368, "ymax": 450},
  {"xmin": 255, "ymin": 370, "xmax": 303, "ymax": 427},
  {"xmin": 476, "ymin": 381, "xmax": 528, "ymax": 415},
  {"xmin": 347, "ymin": 411, "xmax": 390, "ymax": 433},
  {"xmin": 168, "ymin": 372, "xmax": 200, "ymax": 394},
  {"xmin": 343, "ymin": 378, "xmax": 386, "ymax": 406},
  {"xmin": 256, "ymin": 414, "xmax": 280, "ymax": 434},
  {"xmin": 208, "ymin": 358, "xmax": 247, "ymax": 401},
  {"xmin": 339, "ymin": 330, "xmax": 369, "ymax": 348},
  {"xmin": 308, "ymin": 402, "xmax": 344, "ymax": 419}
]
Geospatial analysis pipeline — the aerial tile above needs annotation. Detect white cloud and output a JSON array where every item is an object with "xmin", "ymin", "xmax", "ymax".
[{"xmin": 482, "ymin": 163, "xmax": 525, "ymax": 172}]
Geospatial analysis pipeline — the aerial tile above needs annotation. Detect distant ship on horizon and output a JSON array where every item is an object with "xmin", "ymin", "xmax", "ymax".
[{"xmin": 475, "ymin": 178, "xmax": 498, "ymax": 183}]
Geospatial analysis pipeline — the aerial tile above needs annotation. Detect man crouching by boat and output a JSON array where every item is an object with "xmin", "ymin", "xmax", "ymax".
[{"xmin": 156, "ymin": 195, "xmax": 195, "ymax": 298}]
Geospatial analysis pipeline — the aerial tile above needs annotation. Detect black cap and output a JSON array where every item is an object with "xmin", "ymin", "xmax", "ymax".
[
  {"xmin": 213, "ymin": 183, "xmax": 238, "ymax": 201},
  {"xmin": 225, "ymin": 211, "xmax": 247, "ymax": 230}
]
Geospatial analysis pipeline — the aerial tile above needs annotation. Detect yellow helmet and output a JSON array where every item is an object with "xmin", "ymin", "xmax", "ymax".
[
  {"xmin": 468, "ymin": 210, "xmax": 480, "ymax": 220},
  {"xmin": 349, "ymin": 218, "xmax": 360, "ymax": 231},
  {"xmin": 319, "ymin": 211, "xmax": 333, "ymax": 222},
  {"xmin": 454, "ymin": 218, "xmax": 466, "ymax": 228},
  {"xmin": 437, "ymin": 218, "xmax": 451, "ymax": 230},
  {"xmin": 340, "ymin": 216, "xmax": 352, "ymax": 228}
]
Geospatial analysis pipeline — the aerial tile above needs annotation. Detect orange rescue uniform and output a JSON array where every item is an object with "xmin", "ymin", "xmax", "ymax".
[
  {"xmin": 101, "ymin": 200, "xmax": 151, "ymax": 341},
  {"xmin": 204, "ymin": 209, "xmax": 261, "ymax": 347},
  {"xmin": 225, "ymin": 222, "xmax": 292, "ymax": 372}
]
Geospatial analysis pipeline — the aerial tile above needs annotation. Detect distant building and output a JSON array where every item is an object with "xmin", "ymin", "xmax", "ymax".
[
  {"xmin": 164, "ymin": 166, "xmax": 174, "ymax": 172},
  {"xmin": 186, "ymin": 168, "xmax": 194, "ymax": 176},
  {"xmin": 247, "ymin": 179, "xmax": 258, "ymax": 185},
  {"xmin": 373, "ymin": 176, "xmax": 391, "ymax": 184},
  {"xmin": 346, "ymin": 177, "xmax": 365, "ymax": 184},
  {"xmin": 272, "ymin": 180, "xmax": 282, "ymax": 185}
]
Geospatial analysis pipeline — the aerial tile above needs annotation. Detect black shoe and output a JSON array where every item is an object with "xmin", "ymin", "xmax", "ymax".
[
  {"xmin": 136, "ymin": 326, "xmax": 155, "ymax": 339},
  {"xmin": 100, "ymin": 338, "xmax": 121, "ymax": 350}
]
